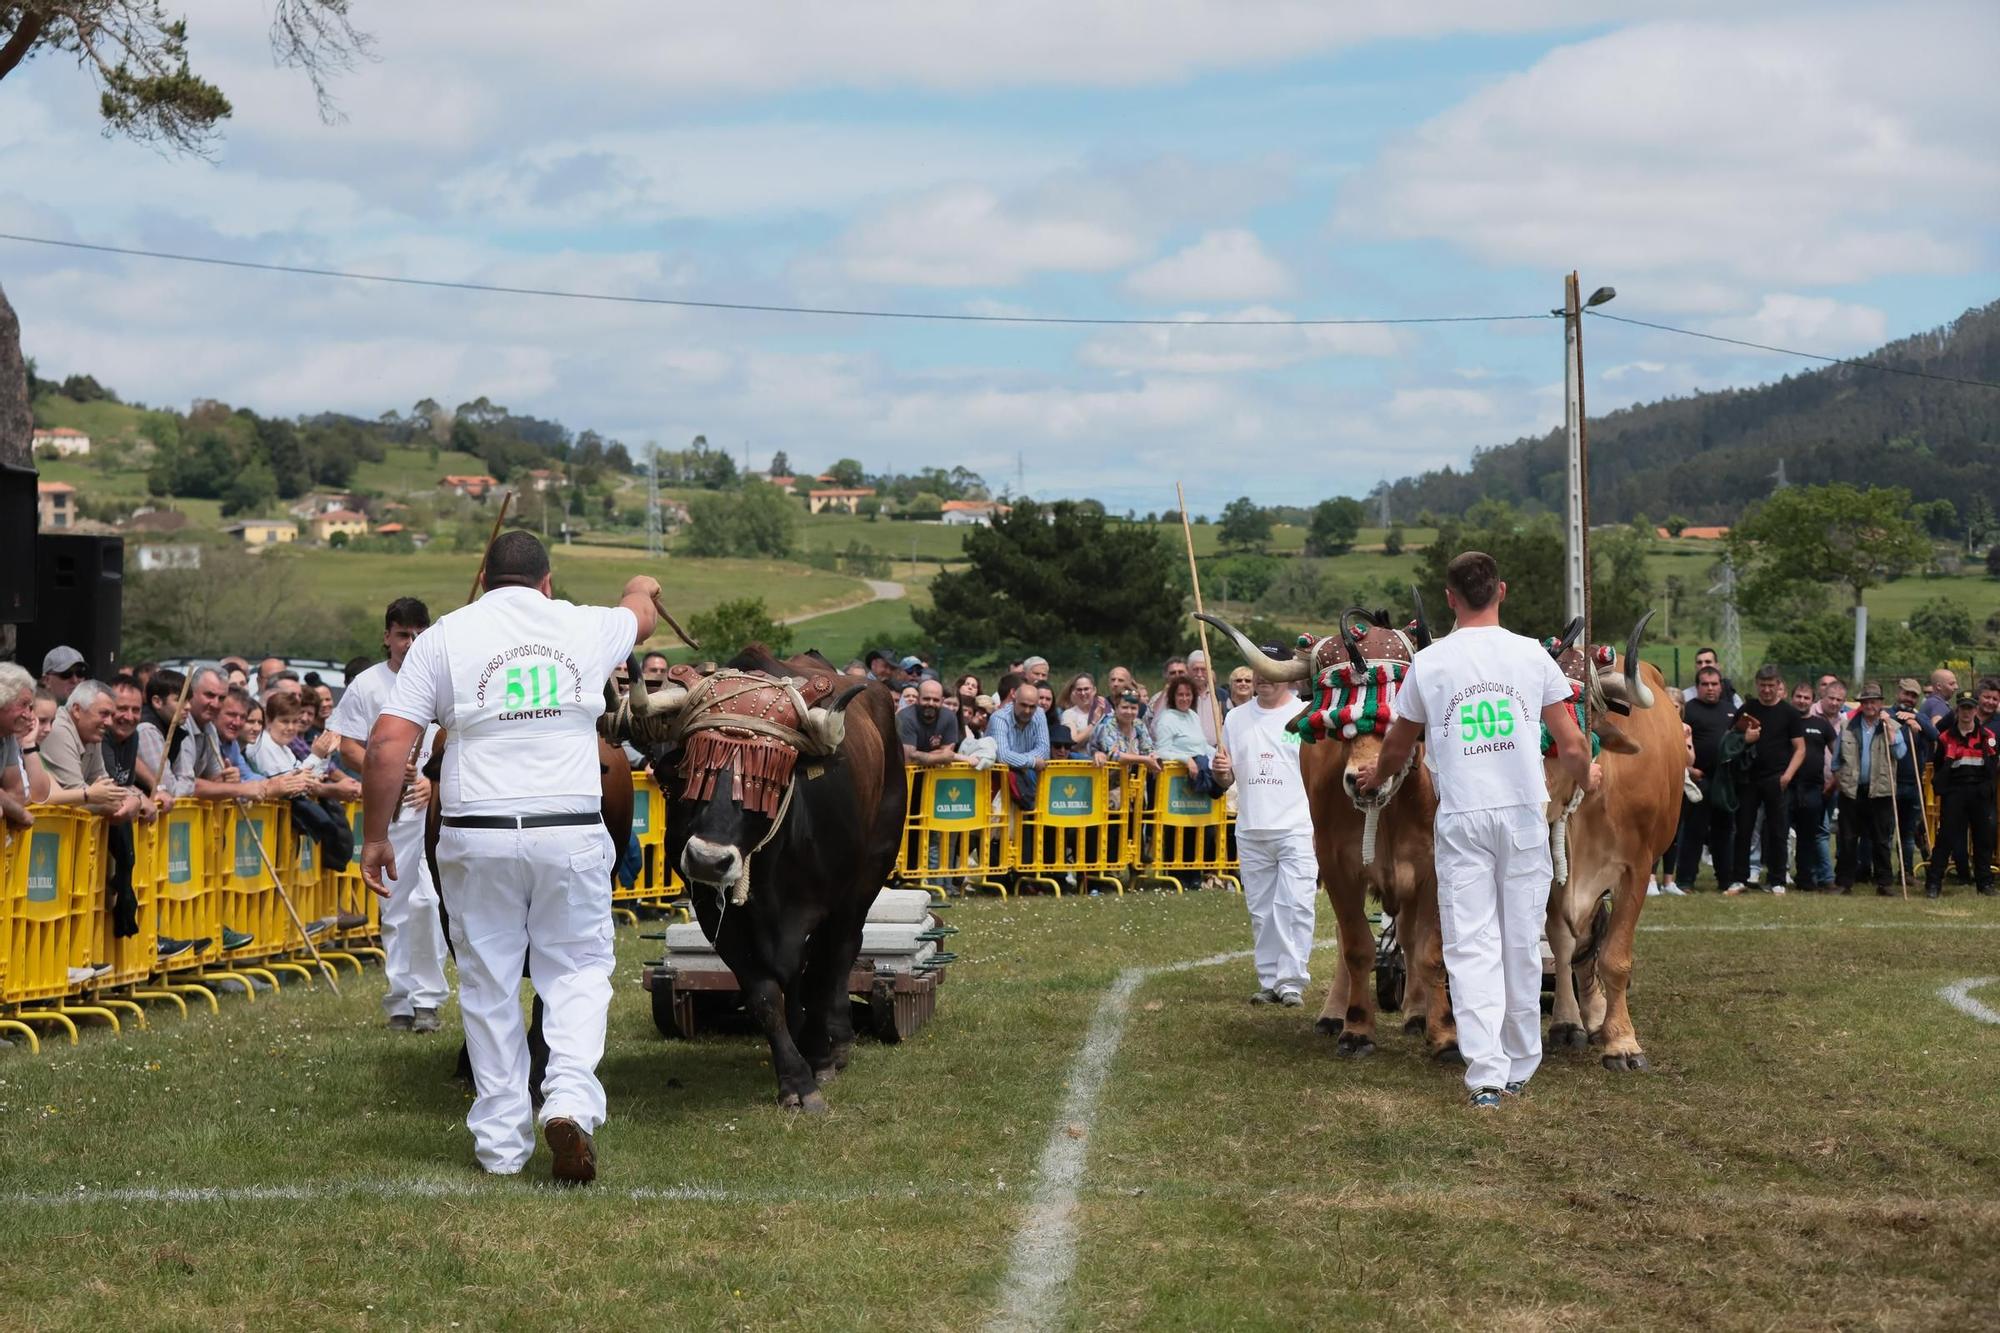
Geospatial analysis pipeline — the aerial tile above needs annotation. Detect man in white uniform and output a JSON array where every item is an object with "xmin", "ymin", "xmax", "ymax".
[
  {"xmin": 362, "ymin": 533, "xmax": 659, "ymax": 1183},
  {"xmin": 328, "ymin": 597, "xmax": 448, "ymax": 1034},
  {"xmin": 1212, "ymin": 646, "xmax": 1315, "ymax": 1007},
  {"xmin": 1357, "ymin": 551, "xmax": 1598, "ymax": 1109}
]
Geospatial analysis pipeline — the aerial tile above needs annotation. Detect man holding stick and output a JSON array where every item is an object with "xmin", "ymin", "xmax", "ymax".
[{"xmin": 362, "ymin": 533, "xmax": 658, "ymax": 1184}]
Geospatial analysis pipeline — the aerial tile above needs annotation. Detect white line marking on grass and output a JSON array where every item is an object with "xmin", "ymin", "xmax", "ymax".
[
  {"xmin": 1641, "ymin": 921, "xmax": 2000, "ymax": 933},
  {"xmin": 1937, "ymin": 977, "xmax": 2000, "ymax": 1026},
  {"xmin": 1, "ymin": 1178, "xmax": 933, "ymax": 1210},
  {"xmin": 989, "ymin": 943, "xmax": 1314, "ymax": 1333}
]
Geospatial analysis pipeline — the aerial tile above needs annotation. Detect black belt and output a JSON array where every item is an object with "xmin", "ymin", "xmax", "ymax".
[{"xmin": 442, "ymin": 813, "xmax": 603, "ymax": 830}]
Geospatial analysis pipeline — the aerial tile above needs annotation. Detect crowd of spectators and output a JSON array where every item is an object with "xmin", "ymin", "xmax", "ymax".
[{"xmin": 1660, "ymin": 654, "xmax": 1998, "ymax": 901}]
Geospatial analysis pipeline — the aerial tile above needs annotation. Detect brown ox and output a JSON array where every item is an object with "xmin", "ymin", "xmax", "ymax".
[
  {"xmin": 1541, "ymin": 613, "xmax": 1683, "ymax": 1072},
  {"xmin": 1201, "ymin": 606, "xmax": 1459, "ymax": 1060}
]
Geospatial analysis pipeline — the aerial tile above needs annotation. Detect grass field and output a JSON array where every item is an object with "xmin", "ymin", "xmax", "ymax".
[{"xmin": 4, "ymin": 891, "xmax": 1997, "ymax": 1330}]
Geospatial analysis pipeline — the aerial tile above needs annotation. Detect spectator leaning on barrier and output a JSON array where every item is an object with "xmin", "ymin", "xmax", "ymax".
[
  {"xmin": 1, "ymin": 662, "xmax": 53, "ymax": 826},
  {"xmin": 957, "ymin": 694, "xmax": 998, "ymax": 769},
  {"xmin": 32, "ymin": 688, "xmax": 56, "ymax": 746},
  {"xmin": 1210, "ymin": 649, "xmax": 1317, "ymax": 1008},
  {"xmin": 954, "ymin": 674, "xmax": 981, "ymax": 715},
  {"xmin": 1183, "ymin": 651, "xmax": 1221, "ymax": 747},
  {"xmin": 899, "ymin": 679, "xmax": 962, "ymax": 768},
  {"xmin": 1153, "ymin": 677, "xmax": 1223, "ymax": 797},
  {"xmin": 40, "ymin": 680, "xmax": 136, "ymax": 817},
  {"xmin": 988, "ymin": 678, "xmax": 1050, "ymax": 805},
  {"xmin": 171, "ymin": 666, "xmax": 274, "ymax": 801},
  {"xmin": 1058, "ymin": 673, "xmax": 1108, "ymax": 739},
  {"xmin": 135, "ymin": 668, "xmax": 185, "ymax": 791},
  {"xmin": 1831, "ymin": 682, "xmax": 1908, "ymax": 895},
  {"xmin": 103, "ymin": 678, "xmax": 162, "ymax": 821},
  {"xmin": 40, "ymin": 644, "xmax": 88, "ymax": 703},
  {"xmin": 1089, "ymin": 691, "xmax": 1159, "ymax": 772},
  {"xmin": 216, "ymin": 686, "xmax": 254, "ymax": 776},
  {"xmin": 1927, "ymin": 690, "xmax": 1998, "ymax": 899},
  {"xmin": 1020, "ymin": 656, "xmax": 1051, "ymax": 688}
]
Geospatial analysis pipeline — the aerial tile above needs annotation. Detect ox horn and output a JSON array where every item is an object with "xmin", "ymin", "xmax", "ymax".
[
  {"xmin": 1194, "ymin": 612, "xmax": 1309, "ymax": 682},
  {"xmin": 783, "ymin": 678, "xmax": 847, "ymax": 755},
  {"xmin": 1596, "ymin": 610, "xmax": 1659, "ymax": 711},
  {"xmin": 1408, "ymin": 585, "xmax": 1433, "ymax": 650}
]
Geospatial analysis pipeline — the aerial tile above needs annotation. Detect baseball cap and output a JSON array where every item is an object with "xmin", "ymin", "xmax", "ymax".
[
  {"xmin": 1856, "ymin": 681, "xmax": 1885, "ymax": 701},
  {"xmin": 899, "ymin": 655, "xmax": 924, "ymax": 671},
  {"xmin": 1956, "ymin": 690, "xmax": 1978, "ymax": 708},
  {"xmin": 41, "ymin": 645, "xmax": 85, "ymax": 676},
  {"xmin": 972, "ymin": 694, "xmax": 997, "ymax": 712}
]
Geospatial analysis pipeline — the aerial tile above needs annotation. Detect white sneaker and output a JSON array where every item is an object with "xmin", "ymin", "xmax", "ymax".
[
  {"xmin": 1276, "ymin": 988, "xmax": 1304, "ymax": 1008},
  {"xmin": 1661, "ymin": 881, "xmax": 1688, "ymax": 897},
  {"xmin": 1723, "ymin": 882, "xmax": 1747, "ymax": 896},
  {"xmin": 1646, "ymin": 880, "xmax": 1661, "ymax": 897},
  {"xmin": 1769, "ymin": 881, "xmax": 1788, "ymax": 896}
]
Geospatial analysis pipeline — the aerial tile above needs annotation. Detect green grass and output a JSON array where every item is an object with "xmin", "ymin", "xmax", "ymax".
[
  {"xmin": 350, "ymin": 446, "xmax": 491, "ymax": 495},
  {"xmin": 3, "ymin": 892, "xmax": 1997, "ymax": 1329},
  {"xmin": 30, "ymin": 394, "xmax": 154, "ymax": 444}
]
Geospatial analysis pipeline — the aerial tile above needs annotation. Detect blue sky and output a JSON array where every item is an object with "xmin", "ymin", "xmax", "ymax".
[{"xmin": 2, "ymin": 2, "xmax": 1994, "ymax": 514}]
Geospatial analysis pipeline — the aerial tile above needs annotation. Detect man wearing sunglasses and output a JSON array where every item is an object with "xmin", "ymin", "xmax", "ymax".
[{"xmin": 40, "ymin": 645, "xmax": 89, "ymax": 704}]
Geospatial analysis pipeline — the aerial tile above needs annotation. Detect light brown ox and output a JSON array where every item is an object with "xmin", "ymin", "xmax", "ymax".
[
  {"xmin": 1201, "ymin": 606, "xmax": 1460, "ymax": 1061},
  {"xmin": 1541, "ymin": 613, "xmax": 1684, "ymax": 1072}
]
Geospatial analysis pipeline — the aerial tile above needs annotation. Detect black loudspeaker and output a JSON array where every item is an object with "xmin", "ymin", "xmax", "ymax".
[
  {"xmin": 0, "ymin": 462, "xmax": 35, "ymax": 623},
  {"xmin": 15, "ymin": 533, "xmax": 124, "ymax": 677}
]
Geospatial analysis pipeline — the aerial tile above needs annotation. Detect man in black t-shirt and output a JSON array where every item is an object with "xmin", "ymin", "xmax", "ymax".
[
  {"xmin": 1730, "ymin": 664, "xmax": 1805, "ymax": 893},
  {"xmin": 1789, "ymin": 682, "xmax": 1837, "ymax": 890},
  {"xmin": 1672, "ymin": 666, "xmax": 1740, "ymax": 891}
]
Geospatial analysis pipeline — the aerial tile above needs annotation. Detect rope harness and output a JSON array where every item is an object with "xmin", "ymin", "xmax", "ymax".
[{"xmin": 1538, "ymin": 639, "xmax": 1612, "ymax": 887}]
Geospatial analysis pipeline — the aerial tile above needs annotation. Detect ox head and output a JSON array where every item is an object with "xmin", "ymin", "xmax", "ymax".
[{"xmin": 1199, "ymin": 591, "xmax": 1428, "ymax": 811}]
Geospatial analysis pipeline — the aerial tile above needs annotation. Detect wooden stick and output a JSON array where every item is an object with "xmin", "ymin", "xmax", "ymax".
[
  {"xmin": 160, "ymin": 667, "xmax": 196, "ymax": 770},
  {"xmin": 466, "ymin": 489, "xmax": 515, "ymax": 605},
  {"xmin": 1177, "ymin": 482, "xmax": 1228, "ymax": 754},
  {"xmin": 235, "ymin": 800, "xmax": 342, "ymax": 996},
  {"xmin": 651, "ymin": 591, "xmax": 701, "ymax": 651},
  {"xmin": 1888, "ymin": 741, "xmax": 1908, "ymax": 898}
]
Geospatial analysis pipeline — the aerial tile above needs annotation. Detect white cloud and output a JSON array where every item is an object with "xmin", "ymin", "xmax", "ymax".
[
  {"xmin": 1387, "ymin": 388, "xmax": 1497, "ymax": 421},
  {"xmin": 1123, "ymin": 230, "xmax": 1290, "ymax": 303},
  {"xmin": 1078, "ymin": 307, "xmax": 1399, "ymax": 373},
  {"xmin": 1339, "ymin": 5, "xmax": 1999, "ymax": 291},
  {"xmin": 1707, "ymin": 294, "xmax": 1887, "ymax": 353},
  {"xmin": 831, "ymin": 183, "xmax": 1145, "ymax": 287},
  {"xmin": 1601, "ymin": 360, "xmax": 1668, "ymax": 382}
]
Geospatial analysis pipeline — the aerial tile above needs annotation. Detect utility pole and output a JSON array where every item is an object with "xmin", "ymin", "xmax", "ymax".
[
  {"xmin": 1560, "ymin": 272, "xmax": 1616, "ymax": 641},
  {"xmin": 1710, "ymin": 557, "xmax": 1742, "ymax": 682},
  {"xmin": 645, "ymin": 441, "xmax": 663, "ymax": 558}
]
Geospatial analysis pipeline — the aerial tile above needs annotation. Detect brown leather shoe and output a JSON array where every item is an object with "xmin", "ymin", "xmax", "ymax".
[{"xmin": 545, "ymin": 1117, "xmax": 596, "ymax": 1185}]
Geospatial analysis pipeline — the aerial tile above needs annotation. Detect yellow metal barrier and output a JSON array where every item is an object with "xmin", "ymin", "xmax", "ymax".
[
  {"xmin": 217, "ymin": 802, "xmax": 296, "ymax": 991},
  {"xmin": 1010, "ymin": 760, "xmax": 1134, "ymax": 896},
  {"xmin": 1132, "ymin": 765, "xmax": 1242, "ymax": 893},
  {"xmin": 621, "ymin": 774, "xmax": 690, "ymax": 920},
  {"xmin": 152, "ymin": 800, "xmax": 231, "ymax": 1010},
  {"xmin": 897, "ymin": 764, "xmax": 1013, "ymax": 898},
  {"xmin": 281, "ymin": 810, "xmax": 360, "ymax": 978},
  {"xmin": 1, "ymin": 807, "xmax": 121, "ymax": 1046},
  {"xmin": 331, "ymin": 805, "xmax": 384, "ymax": 962}
]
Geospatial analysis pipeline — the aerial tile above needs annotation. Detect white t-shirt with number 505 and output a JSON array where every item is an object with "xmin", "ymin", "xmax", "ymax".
[
  {"xmin": 383, "ymin": 585, "xmax": 638, "ymax": 817},
  {"xmin": 1394, "ymin": 624, "xmax": 1572, "ymax": 816}
]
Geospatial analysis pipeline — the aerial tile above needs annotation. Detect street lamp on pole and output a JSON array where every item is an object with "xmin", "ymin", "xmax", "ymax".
[{"xmin": 1561, "ymin": 274, "xmax": 1615, "ymax": 640}]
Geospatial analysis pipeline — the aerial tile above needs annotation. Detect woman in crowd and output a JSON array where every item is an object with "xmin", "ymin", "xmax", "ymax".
[
  {"xmin": 1227, "ymin": 667, "xmax": 1256, "ymax": 710},
  {"xmin": 241, "ymin": 702, "xmax": 265, "ymax": 754},
  {"xmin": 954, "ymin": 674, "xmax": 981, "ymax": 716},
  {"xmin": 898, "ymin": 684, "xmax": 920, "ymax": 712},
  {"xmin": 1089, "ymin": 691, "xmax": 1160, "ymax": 773},
  {"xmin": 957, "ymin": 695, "xmax": 998, "ymax": 769},
  {"xmin": 1059, "ymin": 673, "xmax": 1109, "ymax": 739},
  {"xmin": 1154, "ymin": 677, "xmax": 1223, "ymax": 795},
  {"xmin": 31, "ymin": 687, "xmax": 57, "ymax": 747},
  {"xmin": 249, "ymin": 692, "xmax": 352, "ymax": 869}
]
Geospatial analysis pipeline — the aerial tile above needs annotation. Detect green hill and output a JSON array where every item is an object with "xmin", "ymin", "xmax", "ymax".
[{"xmin": 1384, "ymin": 299, "xmax": 2000, "ymax": 525}]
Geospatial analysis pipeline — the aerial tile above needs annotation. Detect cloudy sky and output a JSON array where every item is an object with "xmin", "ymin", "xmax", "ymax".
[{"xmin": 2, "ymin": 1, "xmax": 1994, "ymax": 513}]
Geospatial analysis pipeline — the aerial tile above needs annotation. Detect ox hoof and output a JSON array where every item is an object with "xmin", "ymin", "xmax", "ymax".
[
  {"xmin": 1402, "ymin": 1015, "xmax": 1427, "ymax": 1036},
  {"xmin": 1550, "ymin": 1023, "xmax": 1589, "ymax": 1052},
  {"xmin": 800, "ymin": 1091, "xmax": 831, "ymax": 1115},
  {"xmin": 1601, "ymin": 1053, "xmax": 1650, "ymax": 1073},
  {"xmin": 1314, "ymin": 1015, "xmax": 1343, "ymax": 1037},
  {"xmin": 1432, "ymin": 1042, "xmax": 1465, "ymax": 1067},
  {"xmin": 1335, "ymin": 1033, "xmax": 1375, "ymax": 1059},
  {"xmin": 812, "ymin": 1064, "xmax": 840, "ymax": 1085}
]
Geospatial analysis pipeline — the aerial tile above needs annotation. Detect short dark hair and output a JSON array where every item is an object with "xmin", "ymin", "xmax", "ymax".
[
  {"xmin": 642, "ymin": 650, "xmax": 670, "ymax": 669},
  {"xmin": 385, "ymin": 596, "xmax": 431, "ymax": 630},
  {"xmin": 144, "ymin": 668, "xmax": 185, "ymax": 710},
  {"xmin": 1754, "ymin": 663, "xmax": 1782, "ymax": 683},
  {"xmin": 1444, "ymin": 551, "xmax": 1499, "ymax": 610},
  {"xmin": 342, "ymin": 655, "xmax": 375, "ymax": 682},
  {"xmin": 1694, "ymin": 646, "xmax": 1718, "ymax": 660},
  {"xmin": 1166, "ymin": 677, "xmax": 1197, "ymax": 710},
  {"xmin": 225, "ymin": 685, "xmax": 253, "ymax": 708},
  {"xmin": 996, "ymin": 671, "xmax": 1023, "ymax": 703},
  {"xmin": 484, "ymin": 531, "xmax": 550, "ymax": 589},
  {"xmin": 1696, "ymin": 665, "xmax": 1722, "ymax": 683},
  {"xmin": 270, "ymin": 670, "xmax": 301, "ymax": 686},
  {"xmin": 1979, "ymin": 676, "xmax": 2000, "ymax": 696}
]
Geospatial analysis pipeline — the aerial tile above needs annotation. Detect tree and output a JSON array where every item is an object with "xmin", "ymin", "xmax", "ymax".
[
  {"xmin": 58, "ymin": 372, "xmax": 116, "ymax": 402},
  {"xmin": 1726, "ymin": 483, "xmax": 1931, "ymax": 615},
  {"xmin": 1908, "ymin": 596, "xmax": 1974, "ymax": 649},
  {"xmin": 1912, "ymin": 498, "xmax": 1959, "ymax": 541},
  {"xmin": 682, "ymin": 483, "xmax": 796, "ymax": 559},
  {"xmin": 825, "ymin": 458, "xmax": 866, "ymax": 488},
  {"xmin": 1383, "ymin": 523, "xmax": 1406, "ymax": 557},
  {"xmin": 1664, "ymin": 515, "xmax": 1690, "ymax": 538},
  {"xmin": 1304, "ymin": 496, "xmax": 1364, "ymax": 557},
  {"xmin": 1966, "ymin": 495, "xmax": 1998, "ymax": 555},
  {"xmin": 255, "ymin": 416, "xmax": 311, "ymax": 498},
  {"xmin": 604, "ymin": 441, "xmax": 634, "ymax": 473},
  {"xmin": 768, "ymin": 450, "xmax": 790, "ymax": 477},
  {"xmin": 687, "ymin": 597, "xmax": 794, "ymax": 658},
  {"xmin": 1415, "ymin": 499, "xmax": 1653, "ymax": 639},
  {"xmin": 916, "ymin": 499, "xmax": 1182, "ymax": 667},
  {"xmin": 1217, "ymin": 497, "xmax": 1272, "ymax": 553},
  {"xmin": 0, "ymin": 2, "xmax": 370, "ymax": 154},
  {"xmin": 220, "ymin": 456, "xmax": 277, "ymax": 516}
]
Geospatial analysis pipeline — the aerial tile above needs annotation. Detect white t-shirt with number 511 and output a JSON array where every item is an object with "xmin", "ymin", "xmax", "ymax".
[{"xmin": 1394, "ymin": 625, "xmax": 1573, "ymax": 816}]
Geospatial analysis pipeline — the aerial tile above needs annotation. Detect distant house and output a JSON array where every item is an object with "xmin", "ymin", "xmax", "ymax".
[
  {"xmin": 226, "ymin": 519, "xmax": 298, "ymax": 549},
  {"xmin": 808, "ymin": 487, "xmax": 875, "ymax": 515},
  {"xmin": 310, "ymin": 509, "xmax": 371, "ymax": 544},
  {"xmin": 122, "ymin": 508, "xmax": 189, "ymax": 535},
  {"xmin": 440, "ymin": 474, "xmax": 500, "ymax": 500},
  {"xmin": 1657, "ymin": 525, "xmax": 1731, "ymax": 541},
  {"xmin": 31, "ymin": 426, "xmax": 90, "ymax": 457},
  {"xmin": 409, "ymin": 531, "xmax": 432, "ymax": 550},
  {"xmin": 375, "ymin": 522, "xmax": 406, "ymax": 536},
  {"xmin": 288, "ymin": 493, "xmax": 356, "ymax": 520},
  {"xmin": 136, "ymin": 544, "xmax": 202, "ymax": 572},
  {"xmin": 941, "ymin": 500, "xmax": 1010, "ymax": 527},
  {"xmin": 36, "ymin": 481, "xmax": 76, "ymax": 529},
  {"xmin": 522, "ymin": 468, "xmax": 563, "ymax": 493}
]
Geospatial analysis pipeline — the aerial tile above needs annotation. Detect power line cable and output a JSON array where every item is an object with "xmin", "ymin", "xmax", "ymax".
[
  {"xmin": 1586, "ymin": 308, "xmax": 2000, "ymax": 392},
  {"xmin": 0, "ymin": 231, "xmax": 1549, "ymax": 328}
]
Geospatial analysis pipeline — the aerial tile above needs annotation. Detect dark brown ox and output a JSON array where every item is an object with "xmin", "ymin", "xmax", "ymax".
[
  {"xmin": 1200, "ymin": 606, "xmax": 1459, "ymax": 1060},
  {"xmin": 1541, "ymin": 612, "xmax": 1683, "ymax": 1071},
  {"xmin": 617, "ymin": 646, "xmax": 903, "ymax": 1111}
]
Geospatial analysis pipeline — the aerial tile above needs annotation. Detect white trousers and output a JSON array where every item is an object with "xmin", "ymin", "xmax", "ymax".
[
  {"xmin": 1237, "ymin": 830, "xmax": 1318, "ymax": 994},
  {"xmin": 379, "ymin": 810, "xmax": 449, "ymax": 1017},
  {"xmin": 1433, "ymin": 804, "xmax": 1552, "ymax": 1092},
  {"xmin": 437, "ymin": 823, "xmax": 615, "ymax": 1174}
]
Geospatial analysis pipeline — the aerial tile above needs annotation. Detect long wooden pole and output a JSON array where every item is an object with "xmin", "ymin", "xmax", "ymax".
[
  {"xmin": 1177, "ymin": 483, "xmax": 1228, "ymax": 753},
  {"xmin": 235, "ymin": 800, "xmax": 342, "ymax": 996},
  {"xmin": 466, "ymin": 489, "xmax": 515, "ymax": 605}
]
